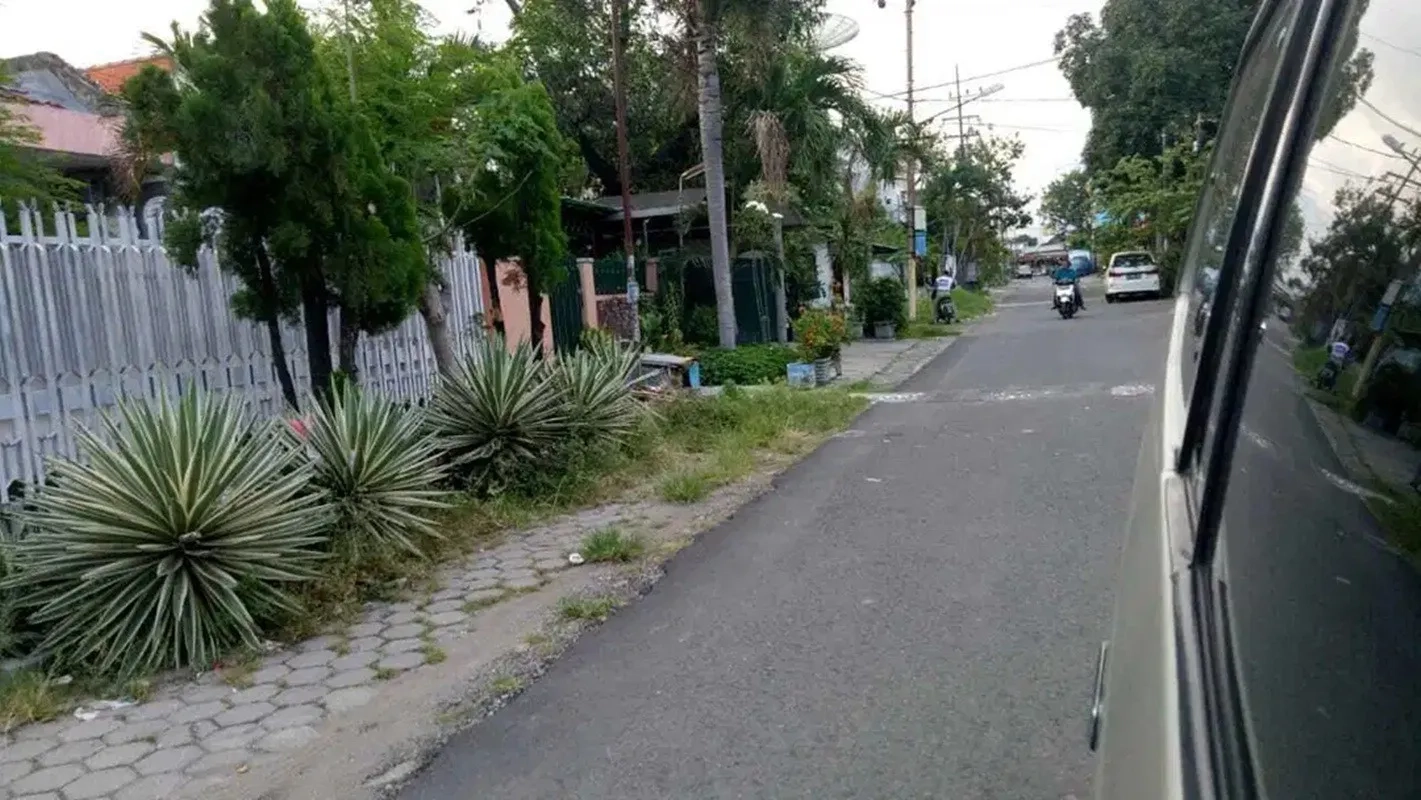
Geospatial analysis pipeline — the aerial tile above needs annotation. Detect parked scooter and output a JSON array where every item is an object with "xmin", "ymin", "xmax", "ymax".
[
  {"xmin": 935, "ymin": 294, "xmax": 957, "ymax": 324},
  {"xmin": 1316, "ymin": 359, "xmax": 1340, "ymax": 390},
  {"xmin": 1055, "ymin": 283, "xmax": 1078, "ymax": 319}
]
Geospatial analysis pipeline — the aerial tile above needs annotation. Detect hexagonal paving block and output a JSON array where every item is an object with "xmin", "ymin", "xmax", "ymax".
[
  {"xmin": 228, "ymin": 683, "xmax": 280, "ymax": 705},
  {"xmin": 534, "ymin": 558, "xmax": 569, "ymax": 572},
  {"xmin": 425, "ymin": 611, "xmax": 467, "ymax": 628},
  {"xmin": 180, "ymin": 685, "xmax": 234, "ymax": 705},
  {"xmin": 428, "ymin": 587, "xmax": 464, "ymax": 603},
  {"xmin": 465, "ymin": 578, "xmax": 501, "ymax": 594},
  {"xmin": 0, "ymin": 757, "xmax": 35, "ymax": 784},
  {"xmin": 325, "ymin": 668, "xmax": 375, "ymax": 690},
  {"xmin": 61, "ymin": 766, "xmax": 139, "ymax": 799},
  {"xmin": 101, "ymin": 720, "xmax": 170, "ymax": 747},
  {"xmin": 283, "ymin": 667, "xmax": 331, "ymax": 687},
  {"xmin": 346, "ymin": 622, "xmax": 385, "ymax": 638},
  {"xmin": 58, "ymin": 718, "xmax": 122, "ymax": 743},
  {"xmin": 154, "ymin": 725, "xmax": 193, "ymax": 749},
  {"xmin": 134, "ymin": 745, "xmax": 204, "ymax": 776},
  {"xmin": 201, "ymin": 723, "xmax": 264, "ymax": 752},
  {"xmin": 38, "ymin": 739, "xmax": 103, "ymax": 766},
  {"xmin": 169, "ymin": 702, "xmax": 227, "ymax": 726},
  {"xmin": 422, "ymin": 599, "xmax": 464, "ymax": 615},
  {"xmin": 254, "ymin": 725, "xmax": 319, "ymax": 753},
  {"xmin": 271, "ymin": 686, "xmax": 326, "ymax": 708},
  {"xmin": 213, "ymin": 702, "xmax": 274, "ymax": 728},
  {"xmin": 114, "ymin": 771, "xmax": 184, "ymax": 800},
  {"xmin": 322, "ymin": 687, "xmax": 376, "ymax": 714},
  {"xmin": 85, "ymin": 741, "xmax": 156, "ymax": 771},
  {"xmin": 247, "ymin": 664, "xmax": 291, "ymax": 685},
  {"xmin": 502, "ymin": 576, "xmax": 543, "ymax": 591},
  {"xmin": 463, "ymin": 588, "xmax": 505, "ymax": 607},
  {"xmin": 376, "ymin": 651, "xmax": 425, "ymax": 672},
  {"xmin": 286, "ymin": 649, "xmax": 336, "ymax": 670},
  {"xmin": 381, "ymin": 638, "xmax": 422, "ymax": 655},
  {"xmin": 260, "ymin": 704, "xmax": 323, "ymax": 732},
  {"xmin": 299, "ymin": 635, "xmax": 343, "ymax": 653},
  {"xmin": 122, "ymin": 700, "xmax": 186, "ymax": 723},
  {"xmin": 12, "ymin": 719, "xmax": 68, "ymax": 741},
  {"xmin": 329, "ymin": 651, "xmax": 378, "ymax": 671},
  {"xmin": 347, "ymin": 636, "xmax": 384, "ymax": 653},
  {"xmin": 184, "ymin": 748, "xmax": 251, "ymax": 777},
  {"xmin": 9, "ymin": 764, "xmax": 85, "ymax": 794},
  {"xmin": 382, "ymin": 623, "xmax": 424, "ymax": 640},
  {"xmin": 1, "ymin": 738, "xmax": 58, "ymax": 763}
]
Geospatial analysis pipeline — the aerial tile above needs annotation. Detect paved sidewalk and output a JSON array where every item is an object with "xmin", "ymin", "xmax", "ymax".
[
  {"xmin": 1307, "ymin": 397, "xmax": 1419, "ymax": 492},
  {"xmin": 0, "ymin": 334, "xmax": 956, "ymax": 800}
]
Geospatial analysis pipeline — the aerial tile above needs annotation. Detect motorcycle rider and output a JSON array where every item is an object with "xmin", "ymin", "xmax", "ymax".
[{"xmin": 1052, "ymin": 261, "xmax": 1085, "ymax": 310}]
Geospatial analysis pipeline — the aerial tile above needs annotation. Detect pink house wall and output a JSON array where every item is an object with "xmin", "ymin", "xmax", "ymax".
[{"xmin": 493, "ymin": 259, "xmax": 553, "ymax": 354}]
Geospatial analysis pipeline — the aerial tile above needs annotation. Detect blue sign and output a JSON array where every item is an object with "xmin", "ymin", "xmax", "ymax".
[
  {"xmin": 913, "ymin": 230, "xmax": 927, "ymax": 257},
  {"xmin": 1094, "ymin": 211, "xmax": 1111, "ymax": 227},
  {"xmin": 1372, "ymin": 304, "xmax": 1391, "ymax": 333}
]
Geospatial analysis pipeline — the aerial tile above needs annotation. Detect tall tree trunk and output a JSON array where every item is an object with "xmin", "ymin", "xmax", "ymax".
[
  {"xmin": 418, "ymin": 274, "xmax": 458, "ymax": 377},
  {"xmin": 692, "ymin": 3, "xmax": 737, "ymax": 349},
  {"xmin": 337, "ymin": 310, "xmax": 360, "ymax": 385},
  {"xmin": 525, "ymin": 273, "xmax": 547, "ymax": 357},
  {"xmin": 301, "ymin": 283, "xmax": 335, "ymax": 403},
  {"xmin": 254, "ymin": 244, "xmax": 300, "ymax": 412}
]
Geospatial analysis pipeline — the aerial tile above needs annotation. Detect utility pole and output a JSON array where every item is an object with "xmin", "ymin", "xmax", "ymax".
[
  {"xmin": 903, "ymin": 0, "xmax": 919, "ymax": 320},
  {"xmin": 955, "ymin": 64, "xmax": 966, "ymax": 157},
  {"xmin": 610, "ymin": 0, "xmax": 640, "ymax": 341},
  {"xmin": 1352, "ymin": 138, "xmax": 1421, "ymax": 399}
]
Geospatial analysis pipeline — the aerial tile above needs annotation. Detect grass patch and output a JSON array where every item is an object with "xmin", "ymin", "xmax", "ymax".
[
  {"xmin": 579, "ymin": 528, "xmax": 646, "ymax": 563},
  {"xmin": 217, "ymin": 654, "xmax": 261, "ymax": 689},
  {"xmin": 0, "ymin": 671, "xmax": 69, "ymax": 730},
  {"xmin": 490, "ymin": 675, "xmax": 525, "ymax": 694},
  {"xmin": 421, "ymin": 643, "xmax": 447, "ymax": 665},
  {"xmin": 374, "ymin": 666, "xmax": 398, "ymax": 681},
  {"xmin": 659, "ymin": 470, "xmax": 713, "ymax": 503},
  {"xmin": 557, "ymin": 595, "xmax": 621, "ymax": 622},
  {"xmin": 902, "ymin": 290, "xmax": 986, "ymax": 339},
  {"xmin": 951, "ymin": 286, "xmax": 995, "ymax": 321}
]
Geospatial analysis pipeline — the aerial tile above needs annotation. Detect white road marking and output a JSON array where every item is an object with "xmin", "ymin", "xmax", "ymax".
[
  {"xmin": 1335, "ymin": 576, "xmax": 1352, "ymax": 585},
  {"xmin": 1320, "ymin": 468, "xmax": 1394, "ymax": 504},
  {"xmin": 856, "ymin": 392, "xmax": 927, "ymax": 404},
  {"xmin": 1110, "ymin": 383, "xmax": 1155, "ymax": 397},
  {"xmin": 1241, "ymin": 425, "xmax": 1274, "ymax": 452}
]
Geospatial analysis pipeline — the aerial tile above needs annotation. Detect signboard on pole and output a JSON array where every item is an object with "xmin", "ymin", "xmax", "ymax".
[{"xmin": 913, "ymin": 230, "xmax": 927, "ymax": 257}]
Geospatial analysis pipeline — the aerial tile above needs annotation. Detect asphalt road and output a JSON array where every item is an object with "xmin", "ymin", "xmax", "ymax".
[{"xmin": 401, "ymin": 277, "xmax": 1174, "ymax": 800}]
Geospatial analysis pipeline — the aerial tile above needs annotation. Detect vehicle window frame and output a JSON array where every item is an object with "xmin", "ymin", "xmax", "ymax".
[{"xmin": 1169, "ymin": 0, "xmax": 1361, "ymax": 797}]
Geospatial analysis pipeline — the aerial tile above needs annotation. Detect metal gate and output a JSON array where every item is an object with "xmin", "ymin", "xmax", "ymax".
[{"xmin": 549, "ymin": 259, "xmax": 584, "ymax": 353}]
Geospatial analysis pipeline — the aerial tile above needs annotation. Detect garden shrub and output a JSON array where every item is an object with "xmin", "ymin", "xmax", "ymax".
[
  {"xmin": 684, "ymin": 305, "xmax": 719, "ymax": 345},
  {"xmin": 298, "ymin": 383, "xmax": 449, "ymax": 560},
  {"xmin": 861, "ymin": 277, "xmax": 907, "ymax": 329},
  {"xmin": 1, "ymin": 391, "xmax": 327, "ymax": 674},
  {"xmin": 697, "ymin": 344, "xmax": 797, "ymax": 386}
]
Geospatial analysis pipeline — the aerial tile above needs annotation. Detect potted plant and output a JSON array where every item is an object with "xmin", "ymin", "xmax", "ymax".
[
  {"xmin": 793, "ymin": 307, "xmax": 847, "ymax": 385},
  {"xmin": 862, "ymin": 277, "xmax": 907, "ymax": 339}
]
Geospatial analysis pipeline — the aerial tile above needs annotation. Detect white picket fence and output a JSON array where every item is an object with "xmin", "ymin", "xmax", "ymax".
[{"xmin": 0, "ymin": 203, "xmax": 488, "ymax": 495}]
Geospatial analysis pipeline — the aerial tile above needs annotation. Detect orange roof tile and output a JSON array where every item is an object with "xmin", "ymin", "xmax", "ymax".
[{"xmin": 83, "ymin": 56, "xmax": 173, "ymax": 95}]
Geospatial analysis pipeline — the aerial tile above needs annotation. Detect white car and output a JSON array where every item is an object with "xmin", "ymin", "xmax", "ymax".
[
  {"xmin": 1104, "ymin": 251, "xmax": 1162, "ymax": 302},
  {"xmin": 1015, "ymin": 262, "xmax": 1034, "ymax": 279}
]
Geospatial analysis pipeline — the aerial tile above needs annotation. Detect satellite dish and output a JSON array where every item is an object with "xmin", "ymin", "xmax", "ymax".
[{"xmin": 812, "ymin": 13, "xmax": 860, "ymax": 51}]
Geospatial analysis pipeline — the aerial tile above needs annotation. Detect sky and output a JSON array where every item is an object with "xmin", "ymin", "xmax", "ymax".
[{"xmin": 0, "ymin": 0, "xmax": 1100, "ymax": 237}]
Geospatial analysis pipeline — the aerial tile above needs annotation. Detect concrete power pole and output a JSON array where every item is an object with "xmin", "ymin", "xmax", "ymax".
[
  {"xmin": 610, "ymin": 0, "xmax": 640, "ymax": 341},
  {"xmin": 955, "ymin": 64, "xmax": 966, "ymax": 156},
  {"xmin": 903, "ymin": 0, "xmax": 919, "ymax": 320}
]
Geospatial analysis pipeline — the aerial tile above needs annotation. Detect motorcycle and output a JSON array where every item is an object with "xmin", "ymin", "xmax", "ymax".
[
  {"xmin": 1316, "ymin": 359, "xmax": 1340, "ymax": 390},
  {"xmin": 1055, "ymin": 283, "xmax": 1078, "ymax": 319},
  {"xmin": 934, "ymin": 294, "xmax": 957, "ymax": 324}
]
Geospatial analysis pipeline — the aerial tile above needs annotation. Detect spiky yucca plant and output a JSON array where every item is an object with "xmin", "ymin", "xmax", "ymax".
[
  {"xmin": 299, "ymin": 383, "xmax": 448, "ymax": 558},
  {"xmin": 556, "ymin": 341, "xmax": 647, "ymax": 443},
  {"xmin": 1, "ymin": 391, "xmax": 328, "ymax": 675},
  {"xmin": 427, "ymin": 336, "xmax": 571, "ymax": 489}
]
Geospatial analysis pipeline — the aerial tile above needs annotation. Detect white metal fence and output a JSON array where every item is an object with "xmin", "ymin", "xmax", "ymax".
[{"xmin": 0, "ymin": 203, "xmax": 488, "ymax": 494}]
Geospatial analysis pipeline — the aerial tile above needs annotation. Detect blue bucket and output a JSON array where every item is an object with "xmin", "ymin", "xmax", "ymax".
[{"xmin": 786, "ymin": 362, "xmax": 815, "ymax": 389}]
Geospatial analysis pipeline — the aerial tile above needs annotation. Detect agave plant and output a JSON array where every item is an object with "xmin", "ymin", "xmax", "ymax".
[
  {"xmin": 299, "ymin": 383, "xmax": 448, "ymax": 558},
  {"xmin": 556, "ymin": 341, "xmax": 647, "ymax": 443},
  {"xmin": 427, "ymin": 336, "xmax": 571, "ymax": 489},
  {"xmin": 1, "ymin": 391, "xmax": 328, "ymax": 675}
]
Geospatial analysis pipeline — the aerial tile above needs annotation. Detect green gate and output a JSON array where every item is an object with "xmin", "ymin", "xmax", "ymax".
[{"xmin": 549, "ymin": 260, "xmax": 584, "ymax": 353}]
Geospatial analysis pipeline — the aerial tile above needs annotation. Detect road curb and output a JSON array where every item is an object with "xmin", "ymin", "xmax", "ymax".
[
  {"xmin": 1304, "ymin": 395, "xmax": 1377, "ymax": 486},
  {"xmin": 871, "ymin": 337, "xmax": 957, "ymax": 389}
]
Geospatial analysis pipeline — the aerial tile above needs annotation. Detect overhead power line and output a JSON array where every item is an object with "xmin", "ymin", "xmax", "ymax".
[
  {"xmin": 1362, "ymin": 31, "xmax": 1421, "ymax": 59},
  {"xmin": 1328, "ymin": 134, "xmax": 1406, "ymax": 160},
  {"xmin": 1359, "ymin": 96, "xmax": 1421, "ymax": 141},
  {"xmin": 866, "ymin": 57, "xmax": 1062, "ymax": 101}
]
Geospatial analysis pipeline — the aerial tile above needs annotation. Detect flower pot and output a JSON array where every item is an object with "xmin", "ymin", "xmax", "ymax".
[
  {"xmin": 832, "ymin": 351, "xmax": 843, "ymax": 378},
  {"xmin": 786, "ymin": 362, "xmax": 815, "ymax": 389},
  {"xmin": 813, "ymin": 358, "xmax": 833, "ymax": 386},
  {"xmin": 874, "ymin": 322, "xmax": 896, "ymax": 339}
]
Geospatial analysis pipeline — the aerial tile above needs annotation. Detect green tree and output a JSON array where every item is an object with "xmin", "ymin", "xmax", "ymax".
[
  {"xmin": 125, "ymin": 0, "xmax": 426, "ymax": 406},
  {"xmin": 1091, "ymin": 140, "xmax": 1210, "ymax": 288},
  {"xmin": 921, "ymin": 135, "xmax": 1033, "ymax": 285},
  {"xmin": 1295, "ymin": 186, "xmax": 1412, "ymax": 336},
  {"xmin": 1040, "ymin": 169, "xmax": 1093, "ymax": 241}
]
